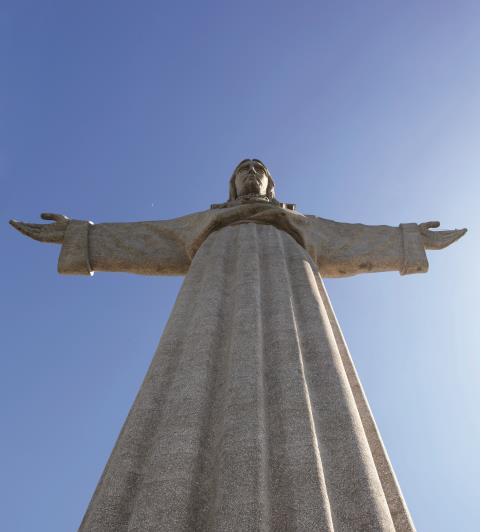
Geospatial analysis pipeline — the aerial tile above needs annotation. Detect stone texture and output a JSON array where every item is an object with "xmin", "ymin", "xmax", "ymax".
[
  {"xmin": 78, "ymin": 223, "xmax": 413, "ymax": 531},
  {"xmin": 9, "ymin": 158, "xmax": 467, "ymax": 531},
  {"xmin": 56, "ymin": 203, "xmax": 429, "ymax": 279}
]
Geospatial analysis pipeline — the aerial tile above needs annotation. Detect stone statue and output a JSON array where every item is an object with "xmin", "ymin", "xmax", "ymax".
[{"xmin": 10, "ymin": 159, "xmax": 466, "ymax": 531}]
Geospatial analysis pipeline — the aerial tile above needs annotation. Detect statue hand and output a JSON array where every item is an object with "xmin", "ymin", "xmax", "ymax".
[
  {"xmin": 419, "ymin": 221, "xmax": 467, "ymax": 250},
  {"xmin": 9, "ymin": 213, "xmax": 70, "ymax": 243}
]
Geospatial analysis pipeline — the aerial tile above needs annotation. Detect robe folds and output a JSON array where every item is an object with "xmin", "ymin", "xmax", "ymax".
[{"xmin": 60, "ymin": 204, "xmax": 425, "ymax": 531}]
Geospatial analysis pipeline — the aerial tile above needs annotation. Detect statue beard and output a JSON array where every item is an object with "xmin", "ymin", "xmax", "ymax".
[{"xmin": 238, "ymin": 177, "xmax": 266, "ymax": 197}]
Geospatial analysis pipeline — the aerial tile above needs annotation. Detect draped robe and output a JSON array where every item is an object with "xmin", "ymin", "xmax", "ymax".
[{"xmin": 58, "ymin": 203, "xmax": 427, "ymax": 532}]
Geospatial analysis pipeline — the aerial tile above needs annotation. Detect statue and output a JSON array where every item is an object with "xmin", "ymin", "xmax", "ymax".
[{"xmin": 10, "ymin": 159, "xmax": 466, "ymax": 531}]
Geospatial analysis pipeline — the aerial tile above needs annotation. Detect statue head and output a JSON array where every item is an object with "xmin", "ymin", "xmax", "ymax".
[{"xmin": 229, "ymin": 159, "xmax": 275, "ymax": 201}]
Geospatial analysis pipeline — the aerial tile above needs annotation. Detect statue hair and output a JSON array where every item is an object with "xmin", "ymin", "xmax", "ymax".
[{"xmin": 229, "ymin": 159, "xmax": 276, "ymax": 201}]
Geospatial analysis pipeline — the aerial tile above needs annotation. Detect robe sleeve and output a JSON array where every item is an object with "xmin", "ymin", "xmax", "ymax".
[
  {"xmin": 57, "ymin": 212, "xmax": 214, "ymax": 276},
  {"xmin": 297, "ymin": 216, "xmax": 429, "ymax": 278}
]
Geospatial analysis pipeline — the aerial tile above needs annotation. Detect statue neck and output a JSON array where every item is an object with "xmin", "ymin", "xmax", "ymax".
[
  {"xmin": 210, "ymin": 195, "xmax": 296, "ymax": 211},
  {"xmin": 237, "ymin": 193, "xmax": 271, "ymax": 202}
]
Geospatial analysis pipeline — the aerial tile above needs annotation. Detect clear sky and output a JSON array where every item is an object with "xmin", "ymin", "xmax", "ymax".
[{"xmin": 2, "ymin": 1, "xmax": 479, "ymax": 530}]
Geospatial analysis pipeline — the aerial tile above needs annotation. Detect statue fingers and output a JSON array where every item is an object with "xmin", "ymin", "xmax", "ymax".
[
  {"xmin": 9, "ymin": 220, "xmax": 44, "ymax": 240},
  {"xmin": 9, "ymin": 219, "xmax": 22, "ymax": 231},
  {"xmin": 428, "ymin": 228, "xmax": 467, "ymax": 249},
  {"xmin": 442, "ymin": 228, "xmax": 467, "ymax": 245},
  {"xmin": 10, "ymin": 219, "xmax": 32, "ymax": 233},
  {"xmin": 420, "ymin": 220, "xmax": 440, "ymax": 232},
  {"xmin": 41, "ymin": 212, "xmax": 69, "ymax": 222}
]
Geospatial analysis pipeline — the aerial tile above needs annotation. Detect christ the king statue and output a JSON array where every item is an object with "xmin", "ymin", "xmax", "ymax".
[{"xmin": 11, "ymin": 160, "xmax": 466, "ymax": 532}]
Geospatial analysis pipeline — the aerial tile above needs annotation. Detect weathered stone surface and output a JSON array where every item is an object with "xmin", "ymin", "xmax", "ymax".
[
  {"xmin": 53, "ymin": 204, "xmax": 431, "ymax": 279},
  {"xmin": 9, "ymin": 159, "xmax": 467, "ymax": 531},
  {"xmin": 79, "ymin": 224, "xmax": 411, "ymax": 531}
]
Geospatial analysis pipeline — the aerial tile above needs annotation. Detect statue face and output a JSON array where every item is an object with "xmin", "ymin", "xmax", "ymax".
[{"xmin": 234, "ymin": 160, "xmax": 269, "ymax": 197}]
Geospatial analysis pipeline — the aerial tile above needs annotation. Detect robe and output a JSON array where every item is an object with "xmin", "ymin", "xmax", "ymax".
[{"xmin": 59, "ymin": 203, "xmax": 426, "ymax": 531}]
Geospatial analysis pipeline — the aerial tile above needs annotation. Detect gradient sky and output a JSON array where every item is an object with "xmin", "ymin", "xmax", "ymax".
[{"xmin": 2, "ymin": 2, "xmax": 479, "ymax": 531}]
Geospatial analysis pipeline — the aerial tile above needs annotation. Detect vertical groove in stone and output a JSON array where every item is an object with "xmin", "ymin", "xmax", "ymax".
[
  {"xmin": 203, "ymin": 227, "xmax": 239, "ymax": 530},
  {"xmin": 275, "ymin": 229, "xmax": 335, "ymax": 531},
  {"xmin": 124, "ymin": 227, "xmax": 236, "ymax": 531},
  {"xmin": 253, "ymin": 224, "xmax": 272, "ymax": 532},
  {"xmin": 80, "ymin": 228, "xmax": 232, "ymax": 532},
  {"xmin": 187, "ymin": 226, "xmax": 241, "ymax": 529},
  {"xmin": 204, "ymin": 224, "xmax": 271, "ymax": 531},
  {"xmin": 79, "ymin": 264, "xmax": 201, "ymax": 530},
  {"xmin": 253, "ymin": 226, "xmax": 299, "ymax": 531},
  {"xmin": 278, "ymin": 230, "xmax": 396, "ymax": 531},
  {"xmin": 313, "ymin": 272, "xmax": 416, "ymax": 532},
  {"xmin": 191, "ymin": 225, "xmax": 242, "ymax": 530},
  {"xmin": 80, "ymin": 223, "xmax": 414, "ymax": 532}
]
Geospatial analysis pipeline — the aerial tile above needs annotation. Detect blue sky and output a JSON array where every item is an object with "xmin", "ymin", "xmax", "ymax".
[{"xmin": 2, "ymin": 1, "xmax": 479, "ymax": 530}]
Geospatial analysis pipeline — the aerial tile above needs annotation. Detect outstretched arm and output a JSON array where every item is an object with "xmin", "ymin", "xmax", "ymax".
[
  {"xmin": 296, "ymin": 215, "xmax": 467, "ymax": 278},
  {"xmin": 9, "ymin": 212, "xmax": 197, "ymax": 276},
  {"xmin": 9, "ymin": 204, "xmax": 293, "ymax": 276}
]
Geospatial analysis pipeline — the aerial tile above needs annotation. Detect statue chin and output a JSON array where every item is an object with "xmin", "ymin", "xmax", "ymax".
[
  {"xmin": 237, "ymin": 185, "xmax": 263, "ymax": 196},
  {"xmin": 237, "ymin": 192, "xmax": 267, "ymax": 199}
]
